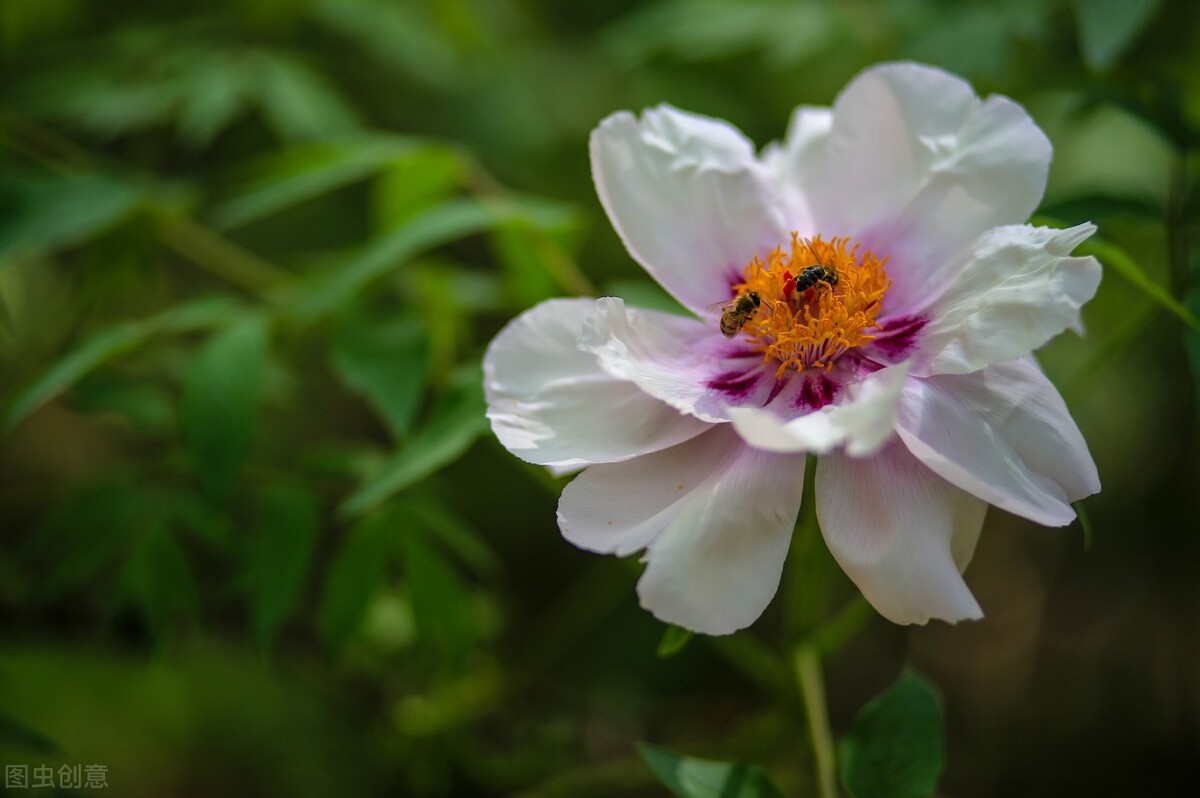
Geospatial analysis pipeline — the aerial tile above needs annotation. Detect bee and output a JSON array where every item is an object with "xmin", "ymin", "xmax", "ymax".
[
  {"xmin": 708, "ymin": 292, "xmax": 765, "ymax": 338},
  {"xmin": 792, "ymin": 263, "xmax": 839, "ymax": 292}
]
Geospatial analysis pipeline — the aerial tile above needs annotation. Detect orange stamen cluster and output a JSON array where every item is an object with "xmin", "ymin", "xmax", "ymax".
[{"xmin": 733, "ymin": 233, "xmax": 890, "ymax": 376}]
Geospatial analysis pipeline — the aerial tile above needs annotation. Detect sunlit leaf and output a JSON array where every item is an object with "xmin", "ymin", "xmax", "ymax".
[
  {"xmin": 181, "ymin": 314, "xmax": 270, "ymax": 499},
  {"xmin": 638, "ymin": 743, "xmax": 785, "ymax": 798},
  {"xmin": 247, "ymin": 483, "xmax": 319, "ymax": 648},
  {"xmin": 339, "ymin": 366, "xmax": 486, "ymax": 518},
  {"xmin": 840, "ymin": 672, "xmax": 944, "ymax": 798},
  {"xmin": 0, "ymin": 173, "xmax": 144, "ymax": 262},
  {"xmin": 3, "ymin": 297, "xmax": 245, "ymax": 434},
  {"xmin": 372, "ymin": 147, "xmax": 464, "ymax": 230},
  {"xmin": 657, "ymin": 625, "xmax": 694, "ymax": 657},
  {"xmin": 318, "ymin": 508, "xmax": 398, "ymax": 651},
  {"xmin": 331, "ymin": 312, "xmax": 429, "ymax": 440},
  {"xmin": 1073, "ymin": 0, "xmax": 1160, "ymax": 70}
]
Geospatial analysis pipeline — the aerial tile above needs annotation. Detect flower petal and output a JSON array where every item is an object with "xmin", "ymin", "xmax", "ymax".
[
  {"xmin": 912, "ymin": 224, "xmax": 1101, "ymax": 376},
  {"xmin": 580, "ymin": 297, "xmax": 783, "ymax": 422},
  {"xmin": 727, "ymin": 361, "xmax": 910, "ymax": 456},
  {"xmin": 817, "ymin": 442, "xmax": 986, "ymax": 625},
  {"xmin": 896, "ymin": 357, "xmax": 1100, "ymax": 527},
  {"xmin": 808, "ymin": 62, "xmax": 1052, "ymax": 315},
  {"xmin": 484, "ymin": 298, "xmax": 711, "ymax": 468},
  {"xmin": 558, "ymin": 425, "xmax": 805, "ymax": 635},
  {"xmin": 590, "ymin": 105, "xmax": 790, "ymax": 315},
  {"xmin": 763, "ymin": 105, "xmax": 832, "ymax": 233}
]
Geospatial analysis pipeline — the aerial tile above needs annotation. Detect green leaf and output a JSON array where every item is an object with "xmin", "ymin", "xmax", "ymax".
[
  {"xmin": 339, "ymin": 366, "xmax": 486, "ymax": 518},
  {"xmin": 638, "ymin": 743, "xmax": 785, "ymax": 798},
  {"xmin": 0, "ymin": 712, "xmax": 59, "ymax": 754},
  {"xmin": 177, "ymin": 56, "xmax": 251, "ymax": 148},
  {"xmin": 286, "ymin": 198, "xmax": 574, "ymax": 323},
  {"xmin": 0, "ymin": 173, "xmax": 144, "ymax": 262},
  {"xmin": 1077, "ymin": 237, "xmax": 1200, "ymax": 334},
  {"xmin": 210, "ymin": 137, "xmax": 422, "ymax": 230},
  {"xmin": 247, "ymin": 483, "xmax": 319, "ymax": 648},
  {"xmin": 372, "ymin": 146, "xmax": 464, "ymax": 230},
  {"xmin": 1073, "ymin": 0, "xmax": 1160, "ymax": 71},
  {"xmin": 402, "ymin": 531, "xmax": 474, "ymax": 664},
  {"xmin": 3, "ymin": 297, "xmax": 245, "ymax": 434},
  {"xmin": 1074, "ymin": 500, "xmax": 1095, "ymax": 550},
  {"xmin": 840, "ymin": 672, "xmax": 945, "ymax": 798},
  {"xmin": 181, "ymin": 315, "xmax": 270, "ymax": 499},
  {"xmin": 1185, "ymin": 252, "xmax": 1200, "ymax": 413},
  {"xmin": 318, "ymin": 509, "xmax": 398, "ymax": 651},
  {"xmin": 397, "ymin": 496, "xmax": 501, "ymax": 579},
  {"xmin": 331, "ymin": 312, "xmax": 429, "ymax": 439},
  {"xmin": 657, "ymin": 625, "xmax": 694, "ymax": 657},
  {"xmin": 113, "ymin": 522, "xmax": 199, "ymax": 640},
  {"xmin": 27, "ymin": 481, "xmax": 145, "ymax": 604},
  {"xmin": 254, "ymin": 51, "xmax": 361, "ymax": 142},
  {"xmin": 70, "ymin": 373, "xmax": 175, "ymax": 435}
]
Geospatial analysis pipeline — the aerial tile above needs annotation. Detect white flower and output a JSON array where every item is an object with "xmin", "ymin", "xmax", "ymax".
[{"xmin": 484, "ymin": 62, "xmax": 1101, "ymax": 635}]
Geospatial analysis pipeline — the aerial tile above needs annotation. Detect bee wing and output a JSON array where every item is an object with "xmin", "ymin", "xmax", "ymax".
[{"xmin": 705, "ymin": 297, "xmax": 739, "ymax": 314}]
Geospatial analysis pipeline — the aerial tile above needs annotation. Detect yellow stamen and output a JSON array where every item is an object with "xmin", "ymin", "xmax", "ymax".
[{"xmin": 733, "ymin": 233, "xmax": 890, "ymax": 377}]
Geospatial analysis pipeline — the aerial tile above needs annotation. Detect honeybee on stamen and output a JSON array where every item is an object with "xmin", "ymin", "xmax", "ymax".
[
  {"xmin": 707, "ymin": 291, "xmax": 768, "ymax": 339},
  {"xmin": 792, "ymin": 237, "xmax": 839, "ymax": 293}
]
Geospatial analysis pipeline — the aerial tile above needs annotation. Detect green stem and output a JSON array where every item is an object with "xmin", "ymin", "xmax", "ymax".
[{"xmin": 794, "ymin": 642, "xmax": 838, "ymax": 798}]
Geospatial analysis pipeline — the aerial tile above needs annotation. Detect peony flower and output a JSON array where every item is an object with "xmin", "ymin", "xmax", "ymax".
[{"xmin": 483, "ymin": 62, "xmax": 1101, "ymax": 635}]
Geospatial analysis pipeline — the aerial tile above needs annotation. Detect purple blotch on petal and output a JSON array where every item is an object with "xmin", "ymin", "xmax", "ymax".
[
  {"xmin": 870, "ymin": 315, "xmax": 927, "ymax": 360},
  {"xmin": 793, "ymin": 373, "xmax": 841, "ymax": 411},
  {"xmin": 762, "ymin": 376, "xmax": 788, "ymax": 407},
  {"xmin": 707, "ymin": 369, "xmax": 760, "ymax": 401}
]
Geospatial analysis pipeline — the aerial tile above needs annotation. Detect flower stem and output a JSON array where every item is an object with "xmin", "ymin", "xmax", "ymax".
[{"xmin": 794, "ymin": 642, "xmax": 838, "ymax": 798}]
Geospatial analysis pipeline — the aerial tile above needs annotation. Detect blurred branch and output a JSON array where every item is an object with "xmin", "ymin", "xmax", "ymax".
[
  {"xmin": 794, "ymin": 643, "xmax": 838, "ymax": 798},
  {"xmin": 157, "ymin": 213, "xmax": 294, "ymax": 297},
  {"xmin": 4, "ymin": 114, "xmax": 295, "ymax": 299}
]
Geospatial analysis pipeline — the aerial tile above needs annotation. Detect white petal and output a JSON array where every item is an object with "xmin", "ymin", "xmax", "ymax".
[
  {"xmin": 896, "ymin": 357, "xmax": 1100, "ymax": 527},
  {"xmin": 558, "ymin": 425, "xmax": 806, "ymax": 635},
  {"xmin": 808, "ymin": 62, "xmax": 1052, "ymax": 314},
  {"xmin": 580, "ymin": 296, "xmax": 781, "ymax": 422},
  {"xmin": 484, "ymin": 298, "xmax": 711, "ymax": 468},
  {"xmin": 817, "ymin": 442, "xmax": 986, "ymax": 625},
  {"xmin": 590, "ymin": 105, "xmax": 790, "ymax": 315},
  {"xmin": 728, "ymin": 361, "xmax": 911, "ymax": 456},
  {"xmin": 763, "ymin": 105, "xmax": 832, "ymax": 233},
  {"xmin": 912, "ymin": 224, "xmax": 1102, "ymax": 376}
]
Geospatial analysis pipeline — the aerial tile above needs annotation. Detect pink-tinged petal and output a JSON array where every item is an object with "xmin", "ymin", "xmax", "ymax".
[
  {"xmin": 817, "ymin": 442, "xmax": 986, "ymax": 625},
  {"xmin": 896, "ymin": 357, "xmax": 1100, "ymax": 527},
  {"xmin": 807, "ymin": 62, "xmax": 1052, "ymax": 315},
  {"xmin": 727, "ymin": 361, "xmax": 910, "ymax": 456},
  {"xmin": 590, "ymin": 105, "xmax": 790, "ymax": 315},
  {"xmin": 484, "ymin": 298, "xmax": 710, "ymax": 468},
  {"xmin": 912, "ymin": 224, "xmax": 1101, "ymax": 376},
  {"xmin": 762, "ymin": 105, "xmax": 832, "ymax": 234},
  {"xmin": 581, "ymin": 297, "xmax": 787, "ymax": 422},
  {"xmin": 558, "ymin": 425, "xmax": 806, "ymax": 635}
]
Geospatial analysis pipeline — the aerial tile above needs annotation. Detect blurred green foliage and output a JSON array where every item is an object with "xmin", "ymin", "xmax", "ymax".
[{"xmin": 1, "ymin": 0, "xmax": 1197, "ymax": 796}]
